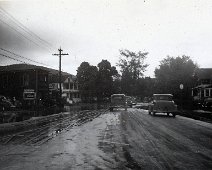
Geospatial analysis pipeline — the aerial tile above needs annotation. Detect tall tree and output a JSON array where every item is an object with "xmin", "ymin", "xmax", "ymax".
[
  {"xmin": 96, "ymin": 60, "xmax": 118, "ymax": 100},
  {"xmin": 76, "ymin": 62, "xmax": 98, "ymax": 102},
  {"xmin": 117, "ymin": 49, "xmax": 149, "ymax": 96},
  {"xmin": 154, "ymin": 55, "xmax": 198, "ymax": 100}
]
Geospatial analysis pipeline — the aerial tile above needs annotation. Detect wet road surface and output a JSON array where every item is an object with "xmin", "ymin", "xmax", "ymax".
[{"xmin": 0, "ymin": 108, "xmax": 211, "ymax": 169}]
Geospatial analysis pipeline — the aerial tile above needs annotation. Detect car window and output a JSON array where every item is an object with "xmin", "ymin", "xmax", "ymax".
[
  {"xmin": 112, "ymin": 96, "xmax": 124, "ymax": 100},
  {"xmin": 154, "ymin": 95, "xmax": 172, "ymax": 101}
]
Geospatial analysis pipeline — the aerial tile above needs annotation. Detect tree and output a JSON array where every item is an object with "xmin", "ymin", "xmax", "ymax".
[
  {"xmin": 154, "ymin": 55, "xmax": 198, "ymax": 102},
  {"xmin": 76, "ymin": 62, "xmax": 98, "ymax": 102},
  {"xmin": 96, "ymin": 60, "xmax": 119, "ymax": 100},
  {"xmin": 117, "ymin": 49, "xmax": 149, "ymax": 96}
]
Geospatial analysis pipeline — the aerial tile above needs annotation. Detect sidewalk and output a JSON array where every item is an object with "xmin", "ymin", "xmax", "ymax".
[{"xmin": 179, "ymin": 109, "xmax": 212, "ymax": 122}]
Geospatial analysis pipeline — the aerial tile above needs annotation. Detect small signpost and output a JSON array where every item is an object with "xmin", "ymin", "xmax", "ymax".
[
  {"xmin": 180, "ymin": 84, "xmax": 184, "ymax": 90},
  {"xmin": 180, "ymin": 84, "xmax": 184, "ymax": 110}
]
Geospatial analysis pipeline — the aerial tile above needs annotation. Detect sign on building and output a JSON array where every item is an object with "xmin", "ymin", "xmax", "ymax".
[{"xmin": 23, "ymin": 89, "xmax": 36, "ymax": 100}]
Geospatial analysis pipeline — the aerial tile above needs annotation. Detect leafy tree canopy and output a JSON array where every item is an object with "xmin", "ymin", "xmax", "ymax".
[
  {"xmin": 116, "ymin": 49, "xmax": 149, "ymax": 96},
  {"xmin": 76, "ymin": 62, "xmax": 98, "ymax": 100},
  {"xmin": 117, "ymin": 49, "xmax": 149, "ymax": 80},
  {"xmin": 154, "ymin": 55, "xmax": 198, "ymax": 99},
  {"xmin": 97, "ymin": 60, "xmax": 119, "ymax": 99},
  {"xmin": 76, "ymin": 60, "xmax": 119, "ymax": 102}
]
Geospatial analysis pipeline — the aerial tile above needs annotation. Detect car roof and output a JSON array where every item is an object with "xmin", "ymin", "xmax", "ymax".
[
  {"xmin": 111, "ymin": 94, "xmax": 125, "ymax": 96},
  {"xmin": 153, "ymin": 94, "xmax": 173, "ymax": 96}
]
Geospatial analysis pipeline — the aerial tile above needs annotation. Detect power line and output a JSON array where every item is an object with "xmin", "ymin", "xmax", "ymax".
[
  {"xmin": 0, "ymin": 8, "xmax": 54, "ymax": 52},
  {"xmin": 0, "ymin": 9, "xmax": 53, "ymax": 51},
  {"xmin": 0, "ymin": 53, "xmax": 26, "ymax": 64},
  {"xmin": 0, "ymin": 7, "xmax": 55, "ymax": 50},
  {"xmin": 0, "ymin": 47, "xmax": 52, "ymax": 67},
  {"xmin": 0, "ymin": 18, "xmax": 47, "ymax": 50}
]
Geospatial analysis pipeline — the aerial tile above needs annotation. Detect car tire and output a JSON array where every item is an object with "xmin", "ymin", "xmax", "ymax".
[
  {"xmin": 148, "ymin": 111, "xmax": 151, "ymax": 115},
  {"xmin": 153, "ymin": 112, "xmax": 156, "ymax": 116},
  {"xmin": 172, "ymin": 113, "xmax": 176, "ymax": 118},
  {"xmin": 167, "ymin": 113, "xmax": 170, "ymax": 117},
  {"xmin": 109, "ymin": 107, "xmax": 113, "ymax": 112}
]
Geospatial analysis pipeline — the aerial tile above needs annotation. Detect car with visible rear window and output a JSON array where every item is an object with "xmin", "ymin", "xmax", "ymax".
[
  {"xmin": 148, "ymin": 94, "xmax": 178, "ymax": 117},
  {"xmin": 109, "ymin": 94, "xmax": 127, "ymax": 111}
]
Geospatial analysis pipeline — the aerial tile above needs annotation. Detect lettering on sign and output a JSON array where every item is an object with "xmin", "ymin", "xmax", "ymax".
[{"xmin": 23, "ymin": 92, "xmax": 36, "ymax": 100}]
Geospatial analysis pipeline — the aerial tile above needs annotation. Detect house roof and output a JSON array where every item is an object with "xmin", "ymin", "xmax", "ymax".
[
  {"xmin": 0, "ymin": 64, "xmax": 48, "ymax": 72},
  {"xmin": 196, "ymin": 68, "xmax": 212, "ymax": 79},
  {"xmin": 0, "ymin": 64, "xmax": 76, "ymax": 83},
  {"xmin": 0, "ymin": 64, "xmax": 73, "ymax": 75},
  {"xmin": 193, "ymin": 84, "xmax": 212, "ymax": 89}
]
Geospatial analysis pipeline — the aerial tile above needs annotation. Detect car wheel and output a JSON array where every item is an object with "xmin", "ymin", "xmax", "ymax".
[
  {"xmin": 153, "ymin": 112, "xmax": 156, "ymax": 116},
  {"xmin": 167, "ymin": 113, "xmax": 170, "ymax": 117},
  {"xmin": 148, "ymin": 111, "xmax": 151, "ymax": 115},
  {"xmin": 172, "ymin": 113, "xmax": 176, "ymax": 118},
  {"xmin": 109, "ymin": 107, "xmax": 113, "ymax": 112}
]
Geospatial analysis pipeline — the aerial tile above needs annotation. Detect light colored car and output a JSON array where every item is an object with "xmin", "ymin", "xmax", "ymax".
[
  {"xmin": 109, "ymin": 94, "xmax": 127, "ymax": 111},
  {"xmin": 148, "ymin": 94, "xmax": 178, "ymax": 117}
]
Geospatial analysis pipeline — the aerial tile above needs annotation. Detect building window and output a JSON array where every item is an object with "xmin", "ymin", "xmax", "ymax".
[
  {"xmin": 205, "ymin": 89, "xmax": 210, "ymax": 97},
  {"xmin": 63, "ymin": 83, "xmax": 69, "ymax": 89}
]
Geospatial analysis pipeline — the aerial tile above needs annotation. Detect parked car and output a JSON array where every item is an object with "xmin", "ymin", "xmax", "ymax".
[
  {"xmin": 135, "ymin": 102, "xmax": 149, "ymax": 110},
  {"xmin": 109, "ymin": 94, "xmax": 127, "ymax": 111},
  {"xmin": 126, "ymin": 96, "xmax": 133, "ymax": 108},
  {"xmin": 148, "ymin": 94, "xmax": 178, "ymax": 117},
  {"xmin": 131, "ymin": 97, "xmax": 137, "ymax": 105}
]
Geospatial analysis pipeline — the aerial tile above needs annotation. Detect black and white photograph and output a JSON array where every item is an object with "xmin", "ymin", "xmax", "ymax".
[{"xmin": 0, "ymin": 0, "xmax": 212, "ymax": 169}]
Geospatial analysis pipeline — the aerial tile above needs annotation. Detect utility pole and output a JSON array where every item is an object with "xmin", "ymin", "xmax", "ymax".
[{"xmin": 53, "ymin": 47, "xmax": 69, "ymax": 110}]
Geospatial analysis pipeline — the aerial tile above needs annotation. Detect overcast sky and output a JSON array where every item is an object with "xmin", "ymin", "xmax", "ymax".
[{"xmin": 0, "ymin": 0, "xmax": 212, "ymax": 77}]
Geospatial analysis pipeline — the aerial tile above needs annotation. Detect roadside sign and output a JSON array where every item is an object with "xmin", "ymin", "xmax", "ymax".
[{"xmin": 23, "ymin": 89, "xmax": 36, "ymax": 100}]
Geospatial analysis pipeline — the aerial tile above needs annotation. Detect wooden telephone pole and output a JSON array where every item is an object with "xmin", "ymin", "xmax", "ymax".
[{"xmin": 53, "ymin": 47, "xmax": 69, "ymax": 109}]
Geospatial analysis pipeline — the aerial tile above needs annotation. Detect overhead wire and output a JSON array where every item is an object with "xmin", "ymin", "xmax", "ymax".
[
  {"xmin": 0, "ymin": 7, "xmax": 55, "ymax": 52},
  {"xmin": 0, "ymin": 7, "xmax": 58, "ymax": 69},
  {"xmin": 0, "ymin": 53, "xmax": 26, "ymax": 64},
  {"xmin": 0, "ymin": 47, "xmax": 52, "ymax": 67},
  {"xmin": 0, "ymin": 7, "xmax": 71, "ymax": 71},
  {"xmin": 0, "ymin": 7, "xmax": 55, "ymax": 50},
  {"xmin": 0, "ymin": 17, "xmax": 48, "ymax": 51}
]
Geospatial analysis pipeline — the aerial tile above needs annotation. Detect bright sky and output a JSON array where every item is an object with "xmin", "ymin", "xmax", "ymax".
[{"xmin": 0, "ymin": 0, "xmax": 212, "ymax": 77}]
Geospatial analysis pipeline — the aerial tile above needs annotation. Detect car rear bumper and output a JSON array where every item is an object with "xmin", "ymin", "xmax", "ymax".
[{"xmin": 152, "ymin": 109, "xmax": 178, "ymax": 113}]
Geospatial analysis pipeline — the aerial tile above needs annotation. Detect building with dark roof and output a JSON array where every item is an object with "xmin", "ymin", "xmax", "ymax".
[
  {"xmin": 192, "ymin": 68, "xmax": 212, "ymax": 107},
  {"xmin": 0, "ymin": 64, "xmax": 49, "ymax": 102},
  {"xmin": 0, "ymin": 64, "xmax": 80, "ymax": 107}
]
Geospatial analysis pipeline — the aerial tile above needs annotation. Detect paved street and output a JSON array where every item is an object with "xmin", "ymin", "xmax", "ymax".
[{"xmin": 0, "ymin": 108, "xmax": 212, "ymax": 170}]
